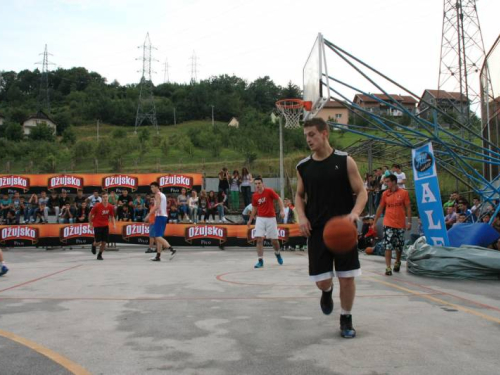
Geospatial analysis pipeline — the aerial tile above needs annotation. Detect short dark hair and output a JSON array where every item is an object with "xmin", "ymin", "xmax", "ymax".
[
  {"xmin": 150, "ymin": 182, "xmax": 159, "ymax": 188},
  {"xmin": 385, "ymin": 174, "xmax": 397, "ymax": 183},
  {"xmin": 254, "ymin": 176, "xmax": 263, "ymax": 182},
  {"xmin": 303, "ymin": 117, "xmax": 328, "ymax": 133},
  {"xmin": 392, "ymin": 163, "xmax": 400, "ymax": 169}
]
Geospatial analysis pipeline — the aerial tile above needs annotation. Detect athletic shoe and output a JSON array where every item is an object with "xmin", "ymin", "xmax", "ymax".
[
  {"xmin": 0, "ymin": 265, "xmax": 9, "ymax": 277},
  {"xmin": 340, "ymin": 314, "xmax": 356, "ymax": 338},
  {"xmin": 151, "ymin": 256, "xmax": 161, "ymax": 262},
  {"xmin": 91, "ymin": 244, "xmax": 96, "ymax": 255},
  {"xmin": 275, "ymin": 252, "xmax": 283, "ymax": 265},
  {"xmin": 385, "ymin": 267, "xmax": 392, "ymax": 276},
  {"xmin": 169, "ymin": 248, "xmax": 177, "ymax": 260},
  {"xmin": 393, "ymin": 261, "xmax": 401, "ymax": 273},
  {"xmin": 254, "ymin": 259, "xmax": 264, "ymax": 269},
  {"xmin": 145, "ymin": 247, "xmax": 156, "ymax": 254},
  {"xmin": 97, "ymin": 253, "xmax": 103, "ymax": 260},
  {"xmin": 320, "ymin": 288, "xmax": 334, "ymax": 315}
]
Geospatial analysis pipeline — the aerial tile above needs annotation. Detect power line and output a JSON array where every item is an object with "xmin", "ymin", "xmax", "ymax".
[
  {"xmin": 189, "ymin": 50, "xmax": 199, "ymax": 83},
  {"xmin": 162, "ymin": 57, "xmax": 170, "ymax": 83}
]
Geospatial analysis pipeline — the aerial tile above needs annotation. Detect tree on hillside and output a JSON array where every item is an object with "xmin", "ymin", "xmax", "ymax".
[
  {"xmin": 29, "ymin": 122, "xmax": 55, "ymax": 142},
  {"xmin": 4, "ymin": 123, "xmax": 24, "ymax": 141}
]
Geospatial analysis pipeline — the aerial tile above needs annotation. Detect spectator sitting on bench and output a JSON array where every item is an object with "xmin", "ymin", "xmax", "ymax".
[
  {"xmin": 25, "ymin": 193, "xmax": 38, "ymax": 223},
  {"xmin": 133, "ymin": 194, "xmax": 146, "ymax": 222},
  {"xmin": 177, "ymin": 188, "xmax": 190, "ymax": 222},
  {"xmin": 35, "ymin": 191, "xmax": 50, "ymax": 224},
  {"xmin": 48, "ymin": 191, "xmax": 61, "ymax": 223},
  {"xmin": 74, "ymin": 189, "xmax": 87, "ymax": 209},
  {"xmin": 76, "ymin": 201, "xmax": 90, "ymax": 223},
  {"xmin": 118, "ymin": 204, "xmax": 132, "ymax": 222},
  {"xmin": 60, "ymin": 203, "xmax": 76, "ymax": 224},
  {"xmin": 0, "ymin": 194, "xmax": 12, "ymax": 224}
]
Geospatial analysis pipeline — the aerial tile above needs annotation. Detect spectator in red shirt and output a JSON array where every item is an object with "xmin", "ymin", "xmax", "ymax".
[
  {"xmin": 89, "ymin": 193, "xmax": 116, "ymax": 260},
  {"xmin": 247, "ymin": 177, "xmax": 285, "ymax": 268}
]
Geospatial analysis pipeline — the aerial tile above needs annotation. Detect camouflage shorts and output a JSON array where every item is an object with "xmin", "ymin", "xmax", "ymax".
[{"xmin": 383, "ymin": 226, "xmax": 405, "ymax": 251}]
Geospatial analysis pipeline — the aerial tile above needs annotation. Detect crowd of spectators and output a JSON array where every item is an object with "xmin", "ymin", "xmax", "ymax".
[{"xmin": 0, "ymin": 166, "xmax": 303, "ymax": 226}]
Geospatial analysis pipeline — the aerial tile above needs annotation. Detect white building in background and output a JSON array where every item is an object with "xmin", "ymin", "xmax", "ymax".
[
  {"xmin": 228, "ymin": 117, "xmax": 239, "ymax": 128},
  {"xmin": 22, "ymin": 111, "xmax": 57, "ymax": 135}
]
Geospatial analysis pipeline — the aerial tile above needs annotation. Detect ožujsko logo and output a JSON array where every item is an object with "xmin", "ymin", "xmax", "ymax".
[
  {"xmin": 49, "ymin": 175, "xmax": 83, "ymax": 190},
  {"xmin": 59, "ymin": 224, "xmax": 94, "ymax": 243},
  {"xmin": 0, "ymin": 175, "xmax": 30, "ymax": 192},
  {"xmin": 247, "ymin": 227, "xmax": 290, "ymax": 244},
  {"xmin": 158, "ymin": 174, "xmax": 194, "ymax": 189},
  {"xmin": 122, "ymin": 223, "xmax": 150, "ymax": 241},
  {"xmin": 0, "ymin": 225, "xmax": 38, "ymax": 244},
  {"xmin": 185, "ymin": 225, "xmax": 227, "ymax": 244},
  {"xmin": 102, "ymin": 175, "xmax": 138, "ymax": 191}
]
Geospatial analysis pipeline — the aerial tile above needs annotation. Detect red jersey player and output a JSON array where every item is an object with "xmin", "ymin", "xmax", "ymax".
[
  {"xmin": 89, "ymin": 192, "xmax": 116, "ymax": 260},
  {"xmin": 247, "ymin": 177, "xmax": 285, "ymax": 268}
]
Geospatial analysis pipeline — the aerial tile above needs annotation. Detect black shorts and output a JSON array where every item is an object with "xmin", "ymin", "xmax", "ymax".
[
  {"xmin": 94, "ymin": 226, "xmax": 109, "ymax": 243},
  {"xmin": 307, "ymin": 225, "xmax": 361, "ymax": 282}
]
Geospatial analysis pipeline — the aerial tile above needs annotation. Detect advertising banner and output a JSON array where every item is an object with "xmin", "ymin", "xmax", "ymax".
[{"xmin": 411, "ymin": 142, "xmax": 449, "ymax": 246}]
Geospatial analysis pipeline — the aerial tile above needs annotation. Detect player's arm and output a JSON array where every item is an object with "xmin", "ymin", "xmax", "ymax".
[
  {"xmin": 276, "ymin": 195, "xmax": 285, "ymax": 219},
  {"xmin": 347, "ymin": 156, "xmax": 368, "ymax": 222},
  {"xmin": 151, "ymin": 193, "xmax": 161, "ymax": 214},
  {"xmin": 247, "ymin": 206, "xmax": 257, "ymax": 226},
  {"xmin": 89, "ymin": 208, "xmax": 95, "ymax": 228},
  {"xmin": 372, "ymin": 198, "xmax": 385, "ymax": 229},
  {"xmin": 295, "ymin": 171, "xmax": 311, "ymax": 237}
]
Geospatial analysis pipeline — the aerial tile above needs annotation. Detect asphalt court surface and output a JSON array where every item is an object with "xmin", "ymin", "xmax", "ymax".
[{"xmin": 1, "ymin": 245, "xmax": 500, "ymax": 375}]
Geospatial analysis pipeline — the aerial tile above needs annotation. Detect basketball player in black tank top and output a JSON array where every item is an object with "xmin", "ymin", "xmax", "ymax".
[{"xmin": 295, "ymin": 118, "xmax": 367, "ymax": 338}]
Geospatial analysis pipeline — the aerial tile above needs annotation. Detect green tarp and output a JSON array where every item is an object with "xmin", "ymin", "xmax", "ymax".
[{"xmin": 406, "ymin": 238, "xmax": 500, "ymax": 280}]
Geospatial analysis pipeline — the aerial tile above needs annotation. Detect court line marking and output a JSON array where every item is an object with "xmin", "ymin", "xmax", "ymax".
[
  {"xmin": 364, "ymin": 269, "xmax": 500, "ymax": 313},
  {"xmin": 0, "ymin": 265, "xmax": 83, "ymax": 294},
  {"xmin": 0, "ymin": 292, "xmax": 443, "ymax": 302},
  {"xmin": 0, "ymin": 329, "xmax": 91, "ymax": 375},
  {"xmin": 367, "ymin": 276, "xmax": 500, "ymax": 324}
]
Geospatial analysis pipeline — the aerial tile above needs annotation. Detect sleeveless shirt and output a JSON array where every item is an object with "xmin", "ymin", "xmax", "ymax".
[
  {"xmin": 296, "ymin": 150, "xmax": 354, "ymax": 228},
  {"xmin": 157, "ymin": 192, "xmax": 168, "ymax": 217}
]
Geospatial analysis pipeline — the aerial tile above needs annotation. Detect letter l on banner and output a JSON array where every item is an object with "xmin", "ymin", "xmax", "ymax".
[{"xmin": 411, "ymin": 142, "xmax": 449, "ymax": 246}]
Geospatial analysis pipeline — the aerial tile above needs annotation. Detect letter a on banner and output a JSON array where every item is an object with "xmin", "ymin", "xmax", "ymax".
[{"xmin": 411, "ymin": 142, "xmax": 449, "ymax": 246}]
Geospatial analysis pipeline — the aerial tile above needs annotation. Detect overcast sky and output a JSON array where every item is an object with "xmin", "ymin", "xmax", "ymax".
[{"xmin": 1, "ymin": 0, "xmax": 499, "ymax": 98}]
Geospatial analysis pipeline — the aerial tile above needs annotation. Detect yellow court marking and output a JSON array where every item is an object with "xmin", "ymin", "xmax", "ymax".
[
  {"xmin": 366, "ymin": 276, "xmax": 500, "ymax": 325},
  {"xmin": 0, "ymin": 329, "xmax": 92, "ymax": 375}
]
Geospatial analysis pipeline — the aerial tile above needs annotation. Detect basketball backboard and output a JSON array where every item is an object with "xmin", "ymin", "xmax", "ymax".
[{"xmin": 303, "ymin": 33, "xmax": 331, "ymax": 121}]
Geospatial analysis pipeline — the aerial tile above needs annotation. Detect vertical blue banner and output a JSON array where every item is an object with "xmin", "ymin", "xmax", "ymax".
[{"xmin": 412, "ymin": 142, "xmax": 449, "ymax": 246}]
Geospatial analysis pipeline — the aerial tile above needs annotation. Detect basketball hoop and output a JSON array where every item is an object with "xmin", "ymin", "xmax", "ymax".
[{"xmin": 275, "ymin": 99, "xmax": 313, "ymax": 129}]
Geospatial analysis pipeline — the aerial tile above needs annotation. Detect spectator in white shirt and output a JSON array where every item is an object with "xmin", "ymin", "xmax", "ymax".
[{"xmin": 392, "ymin": 164, "xmax": 406, "ymax": 189}]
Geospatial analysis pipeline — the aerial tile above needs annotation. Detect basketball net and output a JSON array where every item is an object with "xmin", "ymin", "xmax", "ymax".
[{"xmin": 275, "ymin": 99, "xmax": 312, "ymax": 129}]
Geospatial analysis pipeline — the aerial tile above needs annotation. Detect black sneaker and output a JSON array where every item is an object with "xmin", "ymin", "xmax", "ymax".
[
  {"xmin": 145, "ymin": 247, "xmax": 155, "ymax": 253},
  {"xmin": 320, "ymin": 288, "xmax": 334, "ymax": 315},
  {"xmin": 385, "ymin": 267, "xmax": 393, "ymax": 276},
  {"xmin": 393, "ymin": 261, "xmax": 401, "ymax": 273},
  {"xmin": 169, "ymin": 248, "xmax": 177, "ymax": 260},
  {"xmin": 97, "ymin": 253, "xmax": 103, "ymax": 260},
  {"xmin": 91, "ymin": 244, "xmax": 96, "ymax": 255},
  {"xmin": 151, "ymin": 255, "xmax": 161, "ymax": 261},
  {"xmin": 340, "ymin": 314, "xmax": 356, "ymax": 338}
]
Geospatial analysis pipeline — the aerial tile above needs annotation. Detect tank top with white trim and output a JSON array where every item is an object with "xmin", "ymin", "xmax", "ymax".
[{"xmin": 157, "ymin": 192, "xmax": 168, "ymax": 217}]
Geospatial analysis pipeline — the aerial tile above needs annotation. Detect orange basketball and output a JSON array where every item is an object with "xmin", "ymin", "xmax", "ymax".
[
  {"xmin": 323, "ymin": 216, "xmax": 358, "ymax": 253},
  {"xmin": 365, "ymin": 247, "xmax": 374, "ymax": 255}
]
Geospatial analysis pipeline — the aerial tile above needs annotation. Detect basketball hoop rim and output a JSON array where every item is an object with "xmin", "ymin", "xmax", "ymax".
[{"xmin": 276, "ymin": 99, "xmax": 313, "ymax": 111}]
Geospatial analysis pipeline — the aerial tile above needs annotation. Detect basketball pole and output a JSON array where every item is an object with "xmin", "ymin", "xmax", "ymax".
[{"xmin": 279, "ymin": 116, "xmax": 285, "ymax": 199}]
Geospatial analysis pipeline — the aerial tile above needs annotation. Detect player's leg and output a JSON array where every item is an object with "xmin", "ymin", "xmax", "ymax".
[
  {"xmin": 335, "ymin": 247, "xmax": 361, "ymax": 338},
  {"xmin": 267, "ymin": 218, "xmax": 283, "ymax": 265},
  {"xmin": 309, "ymin": 227, "xmax": 335, "ymax": 314},
  {"xmin": 384, "ymin": 226, "xmax": 394, "ymax": 275},
  {"xmin": 0, "ymin": 249, "xmax": 8, "ymax": 276},
  {"xmin": 253, "ymin": 217, "xmax": 265, "ymax": 268},
  {"xmin": 393, "ymin": 229, "xmax": 405, "ymax": 272},
  {"xmin": 97, "ymin": 227, "xmax": 108, "ymax": 260}
]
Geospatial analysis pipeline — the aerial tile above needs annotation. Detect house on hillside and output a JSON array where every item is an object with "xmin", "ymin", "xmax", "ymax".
[
  {"xmin": 417, "ymin": 89, "xmax": 469, "ymax": 123},
  {"xmin": 353, "ymin": 94, "xmax": 417, "ymax": 116},
  {"xmin": 317, "ymin": 100, "xmax": 349, "ymax": 127},
  {"xmin": 228, "ymin": 117, "xmax": 239, "ymax": 128},
  {"xmin": 22, "ymin": 110, "xmax": 57, "ymax": 136},
  {"xmin": 0, "ymin": 113, "xmax": 5, "ymax": 126}
]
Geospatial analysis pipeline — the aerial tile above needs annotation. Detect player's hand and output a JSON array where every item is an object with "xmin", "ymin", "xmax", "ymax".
[
  {"xmin": 298, "ymin": 215, "xmax": 312, "ymax": 237},
  {"xmin": 280, "ymin": 210, "xmax": 285, "ymax": 219},
  {"xmin": 346, "ymin": 212, "xmax": 360, "ymax": 223},
  {"xmin": 89, "ymin": 223, "xmax": 93, "ymax": 229}
]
